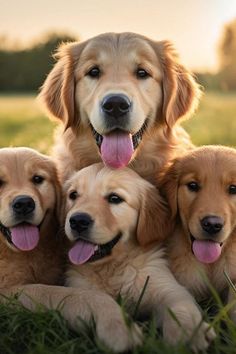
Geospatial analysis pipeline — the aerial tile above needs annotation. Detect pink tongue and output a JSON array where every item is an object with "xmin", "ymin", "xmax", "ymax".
[
  {"xmin": 192, "ymin": 239, "xmax": 222, "ymax": 264},
  {"xmin": 68, "ymin": 240, "xmax": 97, "ymax": 265},
  {"xmin": 10, "ymin": 224, "xmax": 40, "ymax": 251},
  {"xmin": 101, "ymin": 131, "xmax": 134, "ymax": 168}
]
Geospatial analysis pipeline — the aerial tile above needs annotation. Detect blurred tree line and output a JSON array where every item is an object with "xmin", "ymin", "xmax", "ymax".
[
  {"xmin": 197, "ymin": 18, "xmax": 236, "ymax": 91},
  {"xmin": 0, "ymin": 33, "xmax": 77, "ymax": 92},
  {"xmin": 0, "ymin": 18, "xmax": 236, "ymax": 92}
]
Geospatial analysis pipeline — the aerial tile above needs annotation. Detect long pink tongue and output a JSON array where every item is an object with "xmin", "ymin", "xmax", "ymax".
[
  {"xmin": 192, "ymin": 239, "xmax": 222, "ymax": 264},
  {"xmin": 101, "ymin": 131, "xmax": 134, "ymax": 168},
  {"xmin": 10, "ymin": 224, "xmax": 39, "ymax": 251},
  {"xmin": 68, "ymin": 240, "xmax": 97, "ymax": 265}
]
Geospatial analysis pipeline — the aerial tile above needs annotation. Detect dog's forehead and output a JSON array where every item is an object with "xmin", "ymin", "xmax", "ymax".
[
  {"xmin": 81, "ymin": 33, "xmax": 159, "ymax": 67},
  {"xmin": 0, "ymin": 148, "xmax": 52, "ymax": 179},
  {"xmin": 181, "ymin": 148, "xmax": 236, "ymax": 182}
]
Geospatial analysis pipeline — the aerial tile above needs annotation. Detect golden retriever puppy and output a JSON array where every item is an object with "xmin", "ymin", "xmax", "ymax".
[
  {"xmin": 39, "ymin": 32, "xmax": 200, "ymax": 183},
  {"xmin": 160, "ymin": 145, "xmax": 236, "ymax": 322},
  {"xmin": 0, "ymin": 147, "xmax": 63, "ymax": 287},
  {"xmin": 63, "ymin": 163, "xmax": 215, "ymax": 352}
]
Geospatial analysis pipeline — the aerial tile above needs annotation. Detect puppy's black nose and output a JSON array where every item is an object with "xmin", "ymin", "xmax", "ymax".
[
  {"xmin": 102, "ymin": 94, "xmax": 131, "ymax": 118},
  {"xmin": 12, "ymin": 195, "xmax": 35, "ymax": 216},
  {"xmin": 69, "ymin": 213, "xmax": 94, "ymax": 234},
  {"xmin": 200, "ymin": 216, "xmax": 224, "ymax": 235}
]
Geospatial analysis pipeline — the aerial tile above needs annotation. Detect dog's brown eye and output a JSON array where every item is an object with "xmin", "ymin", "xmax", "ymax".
[
  {"xmin": 32, "ymin": 175, "xmax": 44, "ymax": 184},
  {"xmin": 0, "ymin": 179, "xmax": 5, "ymax": 187},
  {"xmin": 229, "ymin": 185, "xmax": 236, "ymax": 195},
  {"xmin": 69, "ymin": 191, "xmax": 78, "ymax": 200},
  {"xmin": 87, "ymin": 67, "xmax": 100, "ymax": 78},
  {"xmin": 107, "ymin": 193, "xmax": 124, "ymax": 204},
  {"xmin": 136, "ymin": 68, "xmax": 149, "ymax": 79},
  {"xmin": 187, "ymin": 182, "xmax": 200, "ymax": 192}
]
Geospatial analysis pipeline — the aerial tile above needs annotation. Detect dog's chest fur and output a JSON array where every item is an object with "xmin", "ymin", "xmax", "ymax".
[{"xmin": 66, "ymin": 243, "xmax": 166, "ymax": 304}]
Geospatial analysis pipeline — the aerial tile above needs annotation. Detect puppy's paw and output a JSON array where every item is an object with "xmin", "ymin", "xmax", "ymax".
[
  {"xmin": 96, "ymin": 317, "xmax": 143, "ymax": 353},
  {"xmin": 163, "ymin": 308, "xmax": 216, "ymax": 352}
]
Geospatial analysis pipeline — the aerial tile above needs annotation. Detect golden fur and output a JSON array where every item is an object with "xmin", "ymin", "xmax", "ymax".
[
  {"xmin": 63, "ymin": 163, "xmax": 215, "ymax": 352},
  {"xmin": 160, "ymin": 146, "xmax": 236, "ymax": 322},
  {"xmin": 0, "ymin": 147, "xmax": 63, "ymax": 288},
  {"xmin": 39, "ymin": 32, "xmax": 200, "ymax": 183}
]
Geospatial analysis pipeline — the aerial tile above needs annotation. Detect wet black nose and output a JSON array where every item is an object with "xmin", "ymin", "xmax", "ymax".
[
  {"xmin": 102, "ymin": 94, "xmax": 131, "ymax": 118},
  {"xmin": 200, "ymin": 216, "xmax": 224, "ymax": 235},
  {"xmin": 69, "ymin": 213, "xmax": 94, "ymax": 234},
  {"xmin": 12, "ymin": 195, "xmax": 35, "ymax": 216}
]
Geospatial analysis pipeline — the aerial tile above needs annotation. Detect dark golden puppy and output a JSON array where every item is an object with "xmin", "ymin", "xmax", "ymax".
[
  {"xmin": 39, "ymin": 32, "xmax": 200, "ymax": 183},
  {"xmin": 63, "ymin": 163, "xmax": 215, "ymax": 352},
  {"xmin": 161, "ymin": 146, "xmax": 236, "ymax": 322}
]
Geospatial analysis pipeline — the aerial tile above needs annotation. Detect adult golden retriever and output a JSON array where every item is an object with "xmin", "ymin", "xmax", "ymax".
[
  {"xmin": 39, "ymin": 32, "xmax": 200, "ymax": 183},
  {"xmin": 160, "ymin": 145, "xmax": 236, "ymax": 322},
  {"xmin": 63, "ymin": 163, "xmax": 215, "ymax": 352}
]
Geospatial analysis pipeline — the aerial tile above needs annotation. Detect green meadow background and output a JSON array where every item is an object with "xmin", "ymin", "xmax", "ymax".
[{"xmin": 0, "ymin": 91, "xmax": 235, "ymax": 152}]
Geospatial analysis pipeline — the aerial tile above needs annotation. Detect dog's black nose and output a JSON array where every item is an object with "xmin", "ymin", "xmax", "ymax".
[
  {"xmin": 69, "ymin": 213, "xmax": 94, "ymax": 234},
  {"xmin": 12, "ymin": 195, "xmax": 35, "ymax": 216},
  {"xmin": 200, "ymin": 216, "xmax": 224, "ymax": 235},
  {"xmin": 102, "ymin": 94, "xmax": 131, "ymax": 118}
]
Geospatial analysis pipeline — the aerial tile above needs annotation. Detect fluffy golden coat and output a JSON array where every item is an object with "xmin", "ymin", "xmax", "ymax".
[
  {"xmin": 160, "ymin": 146, "xmax": 236, "ymax": 322},
  {"xmin": 39, "ymin": 32, "xmax": 200, "ymax": 183},
  {"xmin": 63, "ymin": 163, "xmax": 215, "ymax": 352}
]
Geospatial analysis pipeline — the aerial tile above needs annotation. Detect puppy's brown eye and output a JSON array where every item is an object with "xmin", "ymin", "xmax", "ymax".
[
  {"xmin": 0, "ymin": 179, "xmax": 5, "ymax": 187},
  {"xmin": 187, "ymin": 182, "xmax": 200, "ymax": 192},
  {"xmin": 136, "ymin": 68, "xmax": 149, "ymax": 79},
  {"xmin": 229, "ymin": 185, "xmax": 236, "ymax": 195},
  {"xmin": 86, "ymin": 67, "xmax": 100, "ymax": 78},
  {"xmin": 69, "ymin": 191, "xmax": 78, "ymax": 200},
  {"xmin": 107, "ymin": 193, "xmax": 124, "ymax": 204},
  {"xmin": 32, "ymin": 175, "xmax": 44, "ymax": 184}
]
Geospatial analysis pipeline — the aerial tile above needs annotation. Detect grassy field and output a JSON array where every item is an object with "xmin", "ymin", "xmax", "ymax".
[
  {"xmin": 0, "ymin": 92, "xmax": 235, "ymax": 354},
  {"xmin": 0, "ymin": 91, "xmax": 235, "ymax": 153}
]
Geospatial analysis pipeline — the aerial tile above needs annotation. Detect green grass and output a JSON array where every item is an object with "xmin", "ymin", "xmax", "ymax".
[
  {"xmin": 0, "ymin": 92, "xmax": 235, "ymax": 353},
  {"xmin": 0, "ymin": 91, "xmax": 235, "ymax": 154}
]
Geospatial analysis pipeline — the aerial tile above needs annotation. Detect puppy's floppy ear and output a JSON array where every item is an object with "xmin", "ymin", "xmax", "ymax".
[
  {"xmin": 151, "ymin": 40, "xmax": 201, "ymax": 127},
  {"xmin": 136, "ymin": 185, "xmax": 171, "ymax": 247},
  {"xmin": 38, "ymin": 41, "xmax": 87, "ymax": 129},
  {"xmin": 159, "ymin": 161, "xmax": 180, "ymax": 220}
]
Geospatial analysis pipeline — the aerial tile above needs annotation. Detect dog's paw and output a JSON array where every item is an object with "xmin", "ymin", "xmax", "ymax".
[
  {"xmin": 96, "ymin": 317, "xmax": 143, "ymax": 353},
  {"xmin": 163, "ymin": 309, "xmax": 216, "ymax": 352}
]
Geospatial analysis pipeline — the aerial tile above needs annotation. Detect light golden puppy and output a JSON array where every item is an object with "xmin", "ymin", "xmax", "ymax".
[
  {"xmin": 160, "ymin": 146, "xmax": 236, "ymax": 322},
  {"xmin": 39, "ymin": 32, "xmax": 200, "ymax": 183},
  {"xmin": 63, "ymin": 163, "xmax": 215, "ymax": 352}
]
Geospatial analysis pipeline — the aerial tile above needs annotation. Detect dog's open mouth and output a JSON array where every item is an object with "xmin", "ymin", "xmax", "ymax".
[
  {"xmin": 91, "ymin": 120, "xmax": 148, "ymax": 168},
  {"xmin": 0, "ymin": 221, "xmax": 40, "ymax": 251},
  {"xmin": 190, "ymin": 234, "xmax": 223, "ymax": 264},
  {"xmin": 68, "ymin": 233, "xmax": 122, "ymax": 265}
]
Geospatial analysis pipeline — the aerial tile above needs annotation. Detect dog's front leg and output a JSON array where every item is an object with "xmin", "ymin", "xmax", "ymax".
[{"xmin": 0, "ymin": 284, "xmax": 142, "ymax": 353}]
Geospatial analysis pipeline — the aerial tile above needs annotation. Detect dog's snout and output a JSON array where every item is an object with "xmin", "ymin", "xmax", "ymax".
[
  {"xmin": 200, "ymin": 216, "xmax": 224, "ymax": 235},
  {"xmin": 102, "ymin": 94, "xmax": 131, "ymax": 118},
  {"xmin": 12, "ymin": 195, "xmax": 35, "ymax": 216},
  {"xmin": 69, "ymin": 213, "xmax": 94, "ymax": 234}
]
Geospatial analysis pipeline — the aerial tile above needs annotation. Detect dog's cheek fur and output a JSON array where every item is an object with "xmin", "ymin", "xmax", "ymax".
[{"xmin": 136, "ymin": 186, "xmax": 172, "ymax": 246}]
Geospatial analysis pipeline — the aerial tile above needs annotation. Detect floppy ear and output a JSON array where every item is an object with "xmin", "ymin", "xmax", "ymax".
[
  {"xmin": 159, "ymin": 161, "xmax": 180, "ymax": 220},
  {"xmin": 38, "ymin": 41, "xmax": 86, "ymax": 129},
  {"xmin": 151, "ymin": 40, "xmax": 201, "ymax": 127},
  {"xmin": 136, "ymin": 185, "xmax": 172, "ymax": 247}
]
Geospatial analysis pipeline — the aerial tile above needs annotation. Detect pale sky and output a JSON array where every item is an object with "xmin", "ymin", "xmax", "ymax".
[{"xmin": 0, "ymin": 0, "xmax": 236, "ymax": 71}]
